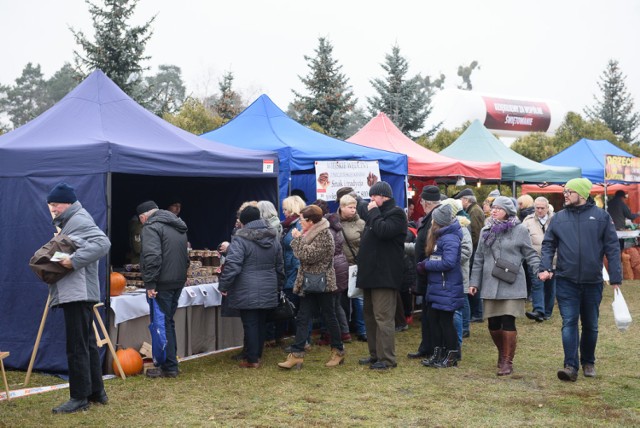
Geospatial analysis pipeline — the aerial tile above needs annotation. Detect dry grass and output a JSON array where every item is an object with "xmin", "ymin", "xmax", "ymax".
[{"xmin": 2, "ymin": 283, "xmax": 640, "ymax": 427}]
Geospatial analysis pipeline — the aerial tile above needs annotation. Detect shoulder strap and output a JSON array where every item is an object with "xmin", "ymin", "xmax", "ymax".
[{"xmin": 341, "ymin": 229, "xmax": 357, "ymax": 263}]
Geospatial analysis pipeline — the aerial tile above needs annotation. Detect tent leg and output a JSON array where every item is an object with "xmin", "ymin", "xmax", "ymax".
[{"xmin": 23, "ymin": 295, "xmax": 51, "ymax": 386}]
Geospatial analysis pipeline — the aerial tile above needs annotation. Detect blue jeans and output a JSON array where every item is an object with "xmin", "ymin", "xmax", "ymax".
[
  {"xmin": 555, "ymin": 278, "xmax": 603, "ymax": 371},
  {"xmin": 530, "ymin": 275, "xmax": 556, "ymax": 318},
  {"xmin": 454, "ymin": 309, "xmax": 462, "ymax": 351},
  {"xmin": 152, "ymin": 288, "xmax": 182, "ymax": 373},
  {"xmin": 351, "ymin": 296, "xmax": 366, "ymax": 336},
  {"xmin": 462, "ymin": 294, "xmax": 470, "ymax": 334}
]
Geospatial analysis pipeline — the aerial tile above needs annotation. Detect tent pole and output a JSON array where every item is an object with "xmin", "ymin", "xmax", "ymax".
[{"xmin": 105, "ymin": 172, "xmax": 112, "ymax": 323}]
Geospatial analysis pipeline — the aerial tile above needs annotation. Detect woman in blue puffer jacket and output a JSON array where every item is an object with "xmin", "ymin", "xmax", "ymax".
[{"xmin": 418, "ymin": 204, "xmax": 464, "ymax": 368}]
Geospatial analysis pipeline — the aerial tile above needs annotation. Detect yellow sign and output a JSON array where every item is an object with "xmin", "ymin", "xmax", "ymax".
[{"xmin": 605, "ymin": 155, "xmax": 640, "ymax": 182}]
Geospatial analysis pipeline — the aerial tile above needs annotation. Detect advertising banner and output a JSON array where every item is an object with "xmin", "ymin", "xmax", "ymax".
[
  {"xmin": 314, "ymin": 160, "xmax": 381, "ymax": 201},
  {"xmin": 605, "ymin": 154, "xmax": 640, "ymax": 182},
  {"xmin": 483, "ymin": 96, "xmax": 551, "ymax": 133}
]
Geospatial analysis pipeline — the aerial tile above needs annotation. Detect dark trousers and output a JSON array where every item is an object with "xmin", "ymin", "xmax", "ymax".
[
  {"xmin": 153, "ymin": 288, "xmax": 181, "ymax": 373},
  {"xmin": 239, "ymin": 309, "xmax": 268, "ymax": 363},
  {"xmin": 416, "ymin": 291, "xmax": 431, "ymax": 354},
  {"xmin": 292, "ymin": 293, "xmax": 343, "ymax": 352},
  {"xmin": 426, "ymin": 304, "xmax": 457, "ymax": 354},
  {"xmin": 61, "ymin": 301, "xmax": 104, "ymax": 399},
  {"xmin": 469, "ymin": 250, "xmax": 483, "ymax": 319}
]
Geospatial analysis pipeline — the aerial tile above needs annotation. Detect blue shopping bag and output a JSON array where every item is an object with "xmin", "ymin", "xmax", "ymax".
[{"xmin": 147, "ymin": 298, "xmax": 167, "ymax": 366}]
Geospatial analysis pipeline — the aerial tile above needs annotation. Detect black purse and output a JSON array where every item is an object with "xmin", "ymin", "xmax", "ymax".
[
  {"xmin": 302, "ymin": 272, "xmax": 327, "ymax": 293},
  {"xmin": 266, "ymin": 291, "xmax": 296, "ymax": 322},
  {"xmin": 490, "ymin": 247, "xmax": 520, "ymax": 284}
]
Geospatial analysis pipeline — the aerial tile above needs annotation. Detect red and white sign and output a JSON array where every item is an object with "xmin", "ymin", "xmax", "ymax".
[{"xmin": 483, "ymin": 96, "xmax": 551, "ymax": 133}]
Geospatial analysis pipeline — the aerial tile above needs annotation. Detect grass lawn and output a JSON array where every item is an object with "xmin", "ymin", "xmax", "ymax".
[{"xmin": 2, "ymin": 282, "xmax": 639, "ymax": 427}]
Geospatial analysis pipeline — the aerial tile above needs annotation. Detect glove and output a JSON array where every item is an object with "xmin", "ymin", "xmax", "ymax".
[{"xmin": 416, "ymin": 261, "xmax": 427, "ymax": 276}]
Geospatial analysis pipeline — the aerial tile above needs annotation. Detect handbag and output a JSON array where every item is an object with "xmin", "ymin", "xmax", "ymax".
[
  {"xmin": 612, "ymin": 288, "xmax": 632, "ymax": 331},
  {"xmin": 302, "ymin": 272, "xmax": 327, "ymax": 293},
  {"xmin": 347, "ymin": 265, "xmax": 362, "ymax": 298},
  {"xmin": 147, "ymin": 298, "xmax": 167, "ymax": 367},
  {"xmin": 490, "ymin": 246, "xmax": 520, "ymax": 284},
  {"xmin": 266, "ymin": 291, "xmax": 296, "ymax": 322}
]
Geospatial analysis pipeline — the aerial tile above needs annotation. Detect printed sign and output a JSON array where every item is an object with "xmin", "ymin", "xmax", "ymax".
[
  {"xmin": 263, "ymin": 159, "xmax": 274, "ymax": 173},
  {"xmin": 314, "ymin": 160, "xmax": 381, "ymax": 201},
  {"xmin": 483, "ymin": 96, "xmax": 551, "ymax": 133},
  {"xmin": 605, "ymin": 155, "xmax": 640, "ymax": 182}
]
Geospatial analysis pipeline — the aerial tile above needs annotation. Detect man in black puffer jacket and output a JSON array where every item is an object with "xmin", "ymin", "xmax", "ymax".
[{"xmin": 138, "ymin": 200, "xmax": 189, "ymax": 379}]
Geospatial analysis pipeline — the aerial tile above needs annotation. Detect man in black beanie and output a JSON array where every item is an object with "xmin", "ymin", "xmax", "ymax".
[
  {"xmin": 45, "ymin": 182, "xmax": 111, "ymax": 413},
  {"xmin": 356, "ymin": 181, "xmax": 407, "ymax": 370},
  {"xmin": 406, "ymin": 185, "xmax": 441, "ymax": 359},
  {"xmin": 137, "ymin": 200, "xmax": 190, "ymax": 378}
]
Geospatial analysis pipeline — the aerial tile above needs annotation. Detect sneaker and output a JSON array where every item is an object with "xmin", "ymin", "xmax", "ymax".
[
  {"xmin": 525, "ymin": 311, "xmax": 545, "ymax": 322},
  {"xmin": 583, "ymin": 364, "xmax": 596, "ymax": 378},
  {"xmin": 557, "ymin": 366, "xmax": 578, "ymax": 382},
  {"xmin": 469, "ymin": 317, "xmax": 484, "ymax": 323},
  {"xmin": 395, "ymin": 324, "xmax": 409, "ymax": 332},
  {"xmin": 462, "ymin": 331, "xmax": 470, "ymax": 338},
  {"xmin": 146, "ymin": 368, "xmax": 178, "ymax": 379},
  {"xmin": 341, "ymin": 333, "xmax": 353, "ymax": 343}
]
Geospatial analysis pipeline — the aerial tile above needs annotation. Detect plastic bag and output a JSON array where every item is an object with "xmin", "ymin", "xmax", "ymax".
[
  {"xmin": 347, "ymin": 265, "xmax": 362, "ymax": 298},
  {"xmin": 148, "ymin": 298, "xmax": 167, "ymax": 366},
  {"xmin": 612, "ymin": 288, "xmax": 632, "ymax": 332}
]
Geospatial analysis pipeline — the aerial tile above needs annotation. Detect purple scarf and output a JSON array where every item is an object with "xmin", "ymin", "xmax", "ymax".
[{"xmin": 482, "ymin": 216, "xmax": 519, "ymax": 247}]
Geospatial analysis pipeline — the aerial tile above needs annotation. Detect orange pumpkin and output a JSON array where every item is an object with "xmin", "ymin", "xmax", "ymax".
[
  {"xmin": 113, "ymin": 348, "xmax": 143, "ymax": 376},
  {"xmin": 110, "ymin": 272, "xmax": 126, "ymax": 296}
]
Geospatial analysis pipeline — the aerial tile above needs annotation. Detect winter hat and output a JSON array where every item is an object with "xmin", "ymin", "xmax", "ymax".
[
  {"xmin": 564, "ymin": 178, "xmax": 592, "ymax": 199},
  {"xmin": 420, "ymin": 185, "xmax": 441, "ymax": 201},
  {"xmin": 239, "ymin": 206, "xmax": 261, "ymax": 225},
  {"xmin": 136, "ymin": 200, "xmax": 159, "ymax": 215},
  {"xmin": 488, "ymin": 189, "xmax": 500, "ymax": 198},
  {"xmin": 369, "ymin": 181, "xmax": 393, "ymax": 198},
  {"xmin": 432, "ymin": 204, "xmax": 456, "ymax": 226},
  {"xmin": 492, "ymin": 196, "xmax": 517, "ymax": 217},
  {"xmin": 47, "ymin": 182, "xmax": 77, "ymax": 204},
  {"xmin": 440, "ymin": 198, "xmax": 463, "ymax": 216},
  {"xmin": 453, "ymin": 188, "xmax": 474, "ymax": 199},
  {"xmin": 336, "ymin": 186, "xmax": 355, "ymax": 201}
]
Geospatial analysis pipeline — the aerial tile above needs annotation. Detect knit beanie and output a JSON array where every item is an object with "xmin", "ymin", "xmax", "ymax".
[
  {"xmin": 488, "ymin": 189, "xmax": 500, "ymax": 198},
  {"xmin": 47, "ymin": 182, "xmax": 77, "ymax": 204},
  {"xmin": 369, "ymin": 181, "xmax": 393, "ymax": 198},
  {"xmin": 136, "ymin": 200, "xmax": 159, "ymax": 215},
  {"xmin": 492, "ymin": 196, "xmax": 517, "ymax": 217},
  {"xmin": 440, "ymin": 198, "xmax": 463, "ymax": 217},
  {"xmin": 565, "ymin": 178, "xmax": 593, "ymax": 199},
  {"xmin": 420, "ymin": 185, "xmax": 440, "ymax": 201},
  {"xmin": 239, "ymin": 206, "xmax": 261, "ymax": 225},
  {"xmin": 432, "ymin": 204, "xmax": 456, "ymax": 226}
]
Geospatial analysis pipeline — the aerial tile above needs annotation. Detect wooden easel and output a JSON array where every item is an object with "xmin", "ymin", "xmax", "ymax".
[
  {"xmin": 0, "ymin": 351, "xmax": 10, "ymax": 400},
  {"xmin": 24, "ymin": 299, "xmax": 125, "ymax": 386}
]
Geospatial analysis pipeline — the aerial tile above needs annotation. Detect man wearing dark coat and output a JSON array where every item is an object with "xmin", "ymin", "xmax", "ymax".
[{"xmin": 356, "ymin": 182, "xmax": 408, "ymax": 370}]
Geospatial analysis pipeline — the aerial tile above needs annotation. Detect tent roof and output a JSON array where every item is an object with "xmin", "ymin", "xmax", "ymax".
[
  {"xmin": 200, "ymin": 95, "xmax": 408, "ymax": 175},
  {"xmin": 0, "ymin": 70, "xmax": 277, "ymax": 178},
  {"xmin": 542, "ymin": 138, "xmax": 633, "ymax": 183},
  {"xmin": 347, "ymin": 112, "xmax": 501, "ymax": 180},
  {"xmin": 440, "ymin": 119, "xmax": 581, "ymax": 183}
]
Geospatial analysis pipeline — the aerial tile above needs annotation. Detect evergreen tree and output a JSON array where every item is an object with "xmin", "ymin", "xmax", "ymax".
[
  {"xmin": 46, "ymin": 63, "xmax": 82, "ymax": 105},
  {"xmin": 209, "ymin": 72, "xmax": 244, "ymax": 121},
  {"xmin": 0, "ymin": 63, "xmax": 49, "ymax": 128},
  {"xmin": 71, "ymin": 0, "xmax": 155, "ymax": 96},
  {"xmin": 457, "ymin": 60, "xmax": 480, "ymax": 90},
  {"xmin": 291, "ymin": 37, "xmax": 357, "ymax": 139},
  {"xmin": 143, "ymin": 64, "xmax": 186, "ymax": 116},
  {"xmin": 367, "ymin": 45, "xmax": 432, "ymax": 137},
  {"xmin": 584, "ymin": 59, "xmax": 640, "ymax": 144}
]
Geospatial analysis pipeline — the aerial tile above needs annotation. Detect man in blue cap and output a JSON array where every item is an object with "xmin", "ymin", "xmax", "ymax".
[{"xmin": 539, "ymin": 178, "xmax": 621, "ymax": 382}]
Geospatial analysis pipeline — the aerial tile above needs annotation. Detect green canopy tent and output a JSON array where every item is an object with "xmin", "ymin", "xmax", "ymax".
[{"xmin": 440, "ymin": 120, "xmax": 581, "ymax": 193}]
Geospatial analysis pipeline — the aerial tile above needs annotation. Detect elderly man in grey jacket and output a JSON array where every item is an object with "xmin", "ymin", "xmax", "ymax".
[{"xmin": 46, "ymin": 183, "xmax": 111, "ymax": 414}]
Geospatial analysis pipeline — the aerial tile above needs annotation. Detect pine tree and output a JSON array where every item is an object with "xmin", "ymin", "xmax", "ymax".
[
  {"xmin": 209, "ymin": 72, "xmax": 244, "ymax": 121},
  {"xmin": 143, "ymin": 65, "xmax": 186, "ymax": 116},
  {"xmin": 71, "ymin": 0, "xmax": 155, "ymax": 96},
  {"xmin": 584, "ymin": 59, "xmax": 640, "ymax": 144},
  {"xmin": 367, "ymin": 45, "xmax": 432, "ymax": 137},
  {"xmin": 291, "ymin": 37, "xmax": 357, "ymax": 139},
  {"xmin": 0, "ymin": 63, "xmax": 49, "ymax": 128}
]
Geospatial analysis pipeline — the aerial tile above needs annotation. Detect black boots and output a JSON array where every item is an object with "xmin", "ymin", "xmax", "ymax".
[
  {"xmin": 420, "ymin": 347, "xmax": 443, "ymax": 367},
  {"xmin": 420, "ymin": 347, "xmax": 459, "ymax": 368}
]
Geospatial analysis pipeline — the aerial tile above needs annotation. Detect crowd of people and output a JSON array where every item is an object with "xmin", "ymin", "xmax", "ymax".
[{"xmin": 41, "ymin": 177, "xmax": 625, "ymax": 414}]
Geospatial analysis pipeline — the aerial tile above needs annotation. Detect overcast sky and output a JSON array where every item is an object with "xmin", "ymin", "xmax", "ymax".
[{"xmin": 2, "ymin": 0, "xmax": 639, "ymax": 131}]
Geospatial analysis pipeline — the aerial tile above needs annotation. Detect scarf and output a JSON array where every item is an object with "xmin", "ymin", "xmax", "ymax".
[
  {"xmin": 281, "ymin": 214, "xmax": 299, "ymax": 233},
  {"xmin": 482, "ymin": 216, "xmax": 519, "ymax": 247}
]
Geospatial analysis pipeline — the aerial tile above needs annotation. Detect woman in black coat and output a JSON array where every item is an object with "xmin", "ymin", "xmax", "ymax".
[{"xmin": 218, "ymin": 206, "xmax": 284, "ymax": 368}]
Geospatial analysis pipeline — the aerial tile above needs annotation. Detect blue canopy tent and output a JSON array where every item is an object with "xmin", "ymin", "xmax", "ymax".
[
  {"xmin": 200, "ymin": 95, "xmax": 409, "ymax": 209},
  {"xmin": 541, "ymin": 138, "xmax": 634, "ymax": 183},
  {"xmin": 0, "ymin": 70, "xmax": 279, "ymax": 373}
]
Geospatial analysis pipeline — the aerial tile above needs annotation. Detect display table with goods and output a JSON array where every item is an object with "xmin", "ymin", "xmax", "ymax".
[{"xmin": 105, "ymin": 250, "xmax": 244, "ymax": 373}]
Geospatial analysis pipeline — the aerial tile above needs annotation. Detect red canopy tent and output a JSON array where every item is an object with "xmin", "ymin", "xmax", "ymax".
[
  {"xmin": 348, "ymin": 113, "xmax": 501, "ymax": 180},
  {"xmin": 348, "ymin": 113, "xmax": 502, "ymax": 220}
]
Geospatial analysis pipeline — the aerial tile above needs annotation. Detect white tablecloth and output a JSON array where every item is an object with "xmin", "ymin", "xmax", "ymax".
[
  {"xmin": 110, "ymin": 283, "xmax": 221, "ymax": 325},
  {"xmin": 617, "ymin": 230, "xmax": 640, "ymax": 239}
]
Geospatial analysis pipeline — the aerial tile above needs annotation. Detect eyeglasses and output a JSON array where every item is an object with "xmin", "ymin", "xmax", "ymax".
[
  {"xmin": 563, "ymin": 190, "xmax": 577, "ymax": 196},
  {"xmin": 490, "ymin": 207, "xmax": 505, "ymax": 211}
]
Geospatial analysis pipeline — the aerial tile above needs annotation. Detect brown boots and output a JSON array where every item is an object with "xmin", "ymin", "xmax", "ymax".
[
  {"xmin": 490, "ymin": 329, "xmax": 517, "ymax": 376},
  {"xmin": 325, "ymin": 348, "xmax": 346, "ymax": 367},
  {"xmin": 277, "ymin": 352, "xmax": 304, "ymax": 370}
]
